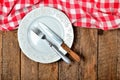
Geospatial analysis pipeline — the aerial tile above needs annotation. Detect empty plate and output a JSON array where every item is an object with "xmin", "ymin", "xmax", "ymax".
[{"xmin": 18, "ymin": 7, "xmax": 74, "ymax": 63}]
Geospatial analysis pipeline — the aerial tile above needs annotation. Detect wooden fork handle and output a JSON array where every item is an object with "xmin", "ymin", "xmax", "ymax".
[{"xmin": 61, "ymin": 42, "xmax": 80, "ymax": 62}]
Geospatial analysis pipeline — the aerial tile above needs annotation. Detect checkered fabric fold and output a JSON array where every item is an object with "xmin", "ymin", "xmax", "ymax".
[{"xmin": 0, "ymin": 0, "xmax": 120, "ymax": 31}]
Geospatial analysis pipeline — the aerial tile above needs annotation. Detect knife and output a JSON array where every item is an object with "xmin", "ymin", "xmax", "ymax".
[
  {"xmin": 32, "ymin": 27, "xmax": 71, "ymax": 64},
  {"xmin": 38, "ymin": 22, "xmax": 80, "ymax": 62}
]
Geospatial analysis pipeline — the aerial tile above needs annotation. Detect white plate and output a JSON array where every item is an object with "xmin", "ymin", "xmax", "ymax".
[{"xmin": 18, "ymin": 7, "xmax": 74, "ymax": 63}]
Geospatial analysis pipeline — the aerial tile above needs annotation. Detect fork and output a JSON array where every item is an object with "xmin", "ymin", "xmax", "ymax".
[{"xmin": 32, "ymin": 27, "xmax": 71, "ymax": 64}]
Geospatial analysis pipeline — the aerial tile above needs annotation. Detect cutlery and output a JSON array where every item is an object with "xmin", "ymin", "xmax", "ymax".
[
  {"xmin": 32, "ymin": 27, "xmax": 71, "ymax": 64},
  {"xmin": 38, "ymin": 22, "xmax": 80, "ymax": 62}
]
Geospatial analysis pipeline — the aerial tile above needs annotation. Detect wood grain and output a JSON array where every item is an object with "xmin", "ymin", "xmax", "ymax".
[
  {"xmin": 79, "ymin": 28, "xmax": 97, "ymax": 80},
  {"xmin": 39, "ymin": 63, "xmax": 58, "ymax": 80},
  {"xmin": 98, "ymin": 30, "xmax": 117, "ymax": 80},
  {"xmin": 0, "ymin": 31, "xmax": 2, "ymax": 80},
  {"xmin": 117, "ymin": 30, "xmax": 120, "ymax": 80},
  {"xmin": 0, "ymin": 28, "xmax": 120, "ymax": 80},
  {"xmin": 59, "ymin": 27, "xmax": 80, "ymax": 80},
  {"xmin": 21, "ymin": 52, "xmax": 39, "ymax": 80},
  {"xmin": 2, "ymin": 31, "xmax": 21, "ymax": 80}
]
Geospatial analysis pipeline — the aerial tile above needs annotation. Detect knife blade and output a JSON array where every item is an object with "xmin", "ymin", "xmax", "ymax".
[{"xmin": 38, "ymin": 22, "xmax": 80, "ymax": 62}]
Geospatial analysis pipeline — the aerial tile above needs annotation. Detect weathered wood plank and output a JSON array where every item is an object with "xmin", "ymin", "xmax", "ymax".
[
  {"xmin": 59, "ymin": 27, "xmax": 80, "ymax": 80},
  {"xmin": 0, "ymin": 31, "xmax": 2, "ymax": 80},
  {"xmin": 39, "ymin": 62, "xmax": 58, "ymax": 80},
  {"xmin": 98, "ymin": 30, "xmax": 117, "ymax": 80},
  {"xmin": 117, "ymin": 30, "xmax": 120, "ymax": 80},
  {"xmin": 79, "ymin": 28, "xmax": 97, "ymax": 80},
  {"xmin": 2, "ymin": 31, "xmax": 21, "ymax": 80},
  {"xmin": 0, "ymin": 28, "xmax": 119, "ymax": 80},
  {"xmin": 21, "ymin": 52, "xmax": 39, "ymax": 80}
]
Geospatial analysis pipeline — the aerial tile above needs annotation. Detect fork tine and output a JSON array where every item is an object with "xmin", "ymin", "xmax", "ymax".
[
  {"xmin": 32, "ymin": 27, "xmax": 44, "ymax": 38},
  {"xmin": 32, "ymin": 27, "xmax": 39, "ymax": 34}
]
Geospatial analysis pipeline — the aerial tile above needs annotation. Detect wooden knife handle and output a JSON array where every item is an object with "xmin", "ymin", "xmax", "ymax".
[{"xmin": 61, "ymin": 42, "xmax": 80, "ymax": 62}]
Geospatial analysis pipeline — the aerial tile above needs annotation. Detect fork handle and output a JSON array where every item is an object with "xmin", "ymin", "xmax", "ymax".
[
  {"xmin": 61, "ymin": 42, "xmax": 80, "ymax": 62},
  {"xmin": 51, "ymin": 46, "xmax": 71, "ymax": 64}
]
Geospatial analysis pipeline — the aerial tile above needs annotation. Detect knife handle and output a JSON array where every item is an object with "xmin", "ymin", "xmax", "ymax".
[{"xmin": 61, "ymin": 42, "xmax": 80, "ymax": 62}]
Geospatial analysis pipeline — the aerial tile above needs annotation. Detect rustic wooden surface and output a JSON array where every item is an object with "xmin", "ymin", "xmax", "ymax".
[{"xmin": 0, "ymin": 28, "xmax": 120, "ymax": 80}]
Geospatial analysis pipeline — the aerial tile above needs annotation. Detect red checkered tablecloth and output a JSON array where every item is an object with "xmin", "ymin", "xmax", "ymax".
[{"xmin": 0, "ymin": 0, "xmax": 120, "ymax": 31}]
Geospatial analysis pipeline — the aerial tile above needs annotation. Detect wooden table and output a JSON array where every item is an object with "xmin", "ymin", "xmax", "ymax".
[{"xmin": 0, "ymin": 27, "xmax": 120, "ymax": 80}]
